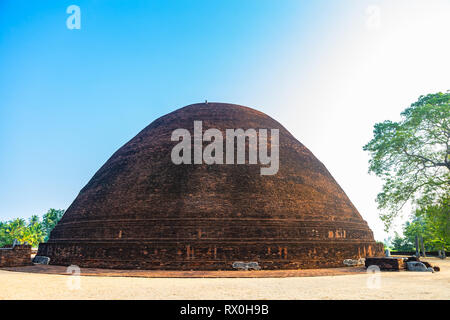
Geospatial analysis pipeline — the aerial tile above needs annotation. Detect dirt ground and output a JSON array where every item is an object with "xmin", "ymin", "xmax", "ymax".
[{"xmin": 0, "ymin": 257, "xmax": 449, "ymax": 300}]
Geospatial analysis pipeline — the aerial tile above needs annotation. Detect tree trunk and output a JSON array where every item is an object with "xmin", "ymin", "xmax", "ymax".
[
  {"xmin": 415, "ymin": 235, "xmax": 420, "ymax": 257},
  {"xmin": 419, "ymin": 235, "xmax": 426, "ymax": 257}
]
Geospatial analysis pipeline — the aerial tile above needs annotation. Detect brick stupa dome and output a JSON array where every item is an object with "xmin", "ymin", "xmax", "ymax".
[{"xmin": 38, "ymin": 103, "xmax": 383, "ymax": 269}]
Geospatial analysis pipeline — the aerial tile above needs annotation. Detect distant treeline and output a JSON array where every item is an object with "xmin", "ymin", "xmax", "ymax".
[
  {"xmin": 0, "ymin": 209, "xmax": 64, "ymax": 248},
  {"xmin": 385, "ymin": 200, "xmax": 449, "ymax": 253}
]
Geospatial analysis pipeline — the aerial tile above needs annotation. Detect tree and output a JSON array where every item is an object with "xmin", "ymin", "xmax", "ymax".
[
  {"xmin": 404, "ymin": 216, "xmax": 427, "ymax": 255},
  {"xmin": 0, "ymin": 218, "xmax": 27, "ymax": 245},
  {"xmin": 363, "ymin": 91, "xmax": 450, "ymax": 230},
  {"xmin": 391, "ymin": 232, "xmax": 414, "ymax": 251},
  {"xmin": 42, "ymin": 209, "xmax": 65, "ymax": 241},
  {"xmin": 22, "ymin": 215, "xmax": 45, "ymax": 247},
  {"xmin": 415, "ymin": 198, "xmax": 450, "ymax": 252},
  {"xmin": 0, "ymin": 221, "xmax": 9, "ymax": 247},
  {"xmin": 0, "ymin": 209, "xmax": 65, "ymax": 247},
  {"xmin": 28, "ymin": 215, "xmax": 40, "ymax": 226}
]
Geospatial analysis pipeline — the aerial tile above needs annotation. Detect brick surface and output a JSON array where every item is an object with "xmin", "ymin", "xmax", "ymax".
[
  {"xmin": 365, "ymin": 257, "xmax": 405, "ymax": 271},
  {"xmin": 0, "ymin": 245, "xmax": 32, "ymax": 267},
  {"xmin": 38, "ymin": 103, "xmax": 384, "ymax": 269}
]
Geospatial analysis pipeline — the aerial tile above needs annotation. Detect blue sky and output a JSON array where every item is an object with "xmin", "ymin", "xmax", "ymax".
[{"xmin": 1, "ymin": 0, "xmax": 449, "ymax": 240}]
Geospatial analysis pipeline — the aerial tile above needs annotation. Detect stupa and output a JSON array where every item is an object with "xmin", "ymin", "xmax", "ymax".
[{"xmin": 37, "ymin": 103, "xmax": 383, "ymax": 269}]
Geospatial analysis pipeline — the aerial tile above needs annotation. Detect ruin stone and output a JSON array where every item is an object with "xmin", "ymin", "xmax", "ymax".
[
  {"xmin": 33, "ymin": 256, "xmax": 50, "ymax": 265},
  {"xmin": 343, "ymin": 258, "xmax": 365, "ymax": 266},
  {"xmin": 37, "ymin": 103, "xmax": 383, "ymax": 270},
  {"xmin": 405, "ymin": 256, "xmax": 440, "ymax": 272},
  {"xmin": 406, "ymin": 261, "xmax": 434, "ymax": 272},
  {"xmin": 232, "ymin": 261, "xmax": 261, "ymax": 270},
  {"xmin": 365, "ymin": 257, "xmax": 405, "ymax": 271}
]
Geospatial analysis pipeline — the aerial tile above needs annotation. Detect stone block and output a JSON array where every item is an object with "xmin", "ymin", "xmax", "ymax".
[
  {"xmin": 33, "ymin": 256, "xmax": 50, "ymax": 265},
  {"xmin": 365, "ymin": 257, "xmax": 405, "ymax": 271}
]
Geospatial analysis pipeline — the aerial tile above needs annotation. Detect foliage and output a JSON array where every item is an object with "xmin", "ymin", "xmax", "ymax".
[
  {"xmin": 0, "ymin": 209, "xmax": 64, "ymax": 247},
  {"xmin": 42, "ymin": 209, "xmax": 65, "ymax": 241},
  {"xmin": 363, "ymin": 91, "xmax": 450, "ymax": 230},
  {"xmin": 391, "ymin": 232, "xmax": 414, "ymax": 251},
  {"xmin": 391, "ymin": 199, "xmax": 450, "ymax": 252},
  {"xmin": 413, "ymin": 198, "xmax": 450, "ymax": 250},
  {"xmin": 24, "ymin": 215, "xmax": 45, "ymax": 247},
  {"xmin": 0, "ymin": 218, "xmax": 27, "ymax": 246}
]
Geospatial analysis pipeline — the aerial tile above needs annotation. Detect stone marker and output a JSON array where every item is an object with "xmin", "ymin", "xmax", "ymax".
[
  {"xmin": 343, "ymin": 259, "xmax": 357, "ymax": 266},
  {"xmin": 232, "ymin": 261, "xmax": 261, "ymax": 270},
  {"xmin": 33, "ymin": 256, "xmax": 50, "ymax": 265},
  {"xmin": 343, "ymin": 258, "xmax": 365, "ymax": 266}
]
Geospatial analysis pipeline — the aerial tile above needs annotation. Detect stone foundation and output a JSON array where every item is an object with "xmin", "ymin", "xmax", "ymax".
[{"xmin": 37, "ymin": 240, "xmax": 384, "ymax": 270}]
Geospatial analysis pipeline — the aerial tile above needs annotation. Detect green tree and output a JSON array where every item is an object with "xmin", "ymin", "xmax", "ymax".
[
  {"xmin": 404, "ymin": 216, "xmax": 427, "ymax": 254},
  {"xmin": 42, "ymin": 209, "xmax": 65, "ymax": 241},
  {"xmin": 391, "ymin": 232, "xmax": 414, "ymax": 251},
  {"xmin": 363, "ymin": 91, "xmax": 450, "ymax": 230},
  {"xmin": 414, "ymin": 198, "xmax": 450, "ymax": 251},
  {"xmin": 0, "ymin": 209, "xmax": 65, "ymax": 247},
  {"xmin": 0, "ymin": 221, "xmax": 9, "ymax": 247},
  {"xmin": 28, "ymin": 215, "xmax": 40, "ymax": 225},
  {"xmin": 22, "ymin": 215, "xmax": 45, "ymax": 247},
  {"xmin": 2, "ymin": 218, "xmax": 27, "ymax": 244}
]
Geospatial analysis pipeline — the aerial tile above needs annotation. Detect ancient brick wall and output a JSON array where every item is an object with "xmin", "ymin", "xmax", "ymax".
[
  {"xmin": 38, "ymin": 240, "xmax": 384, "ymax": 270},
  {"xmin": 0, "ymin": 245, "xmax": 32, "ymax": 267}
]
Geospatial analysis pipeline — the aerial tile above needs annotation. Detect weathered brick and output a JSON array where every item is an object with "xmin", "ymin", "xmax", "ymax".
[
  {"xmin": 37, "ymin": 103, "xmax": 384, "ymax": 269},
  {"xmin": 0, "ymin": 245, "xmax": 32, "ymax": 267},
  {"xmin": 365, "ymin": 257, "xmax": 405, "ymax": 271}
]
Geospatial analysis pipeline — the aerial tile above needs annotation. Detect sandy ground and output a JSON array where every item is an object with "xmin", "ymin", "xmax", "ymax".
[
  {"xmin": 0, "ymin": 264, "xmax": 368, "ymax": 278},
  {"xmin": 1, "ymin": 257, "xmax": 449, "ymax": 300}
]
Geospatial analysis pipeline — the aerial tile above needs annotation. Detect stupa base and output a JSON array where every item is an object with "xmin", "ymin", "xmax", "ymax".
[{"xmin": 37, "ymin": 240, "xmax": 384, "ymax": 270}]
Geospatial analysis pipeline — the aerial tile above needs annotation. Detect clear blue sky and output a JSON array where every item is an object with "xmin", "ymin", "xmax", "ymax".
[{"xmin": 1, "ymin": 0, "xmax": 449, "ymax": 241}]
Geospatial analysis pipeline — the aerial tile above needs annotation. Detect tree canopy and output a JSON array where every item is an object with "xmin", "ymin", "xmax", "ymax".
[
  {"xmin": 42, "ymin": 208, "xmax": 65, "ymax": 242},
  {"xmin": 411, "ymin": 198, "xmax": 450, "ymax": 251},
  {"xmin": 0, "ymin": 209, "xmax": 64, "ymax": 247},
  {"xmin": 388, "ymin": 199, "xmax": 450, "ymax": 252},
  {"xmin": 363, "ymin": 91, "xmax": 450, "ymax": 230}
]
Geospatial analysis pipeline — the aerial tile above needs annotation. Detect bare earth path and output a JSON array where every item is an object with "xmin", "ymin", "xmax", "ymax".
[{"xmin": 1, "ymin": 257, "xmax": 449, "ymax": 300}]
